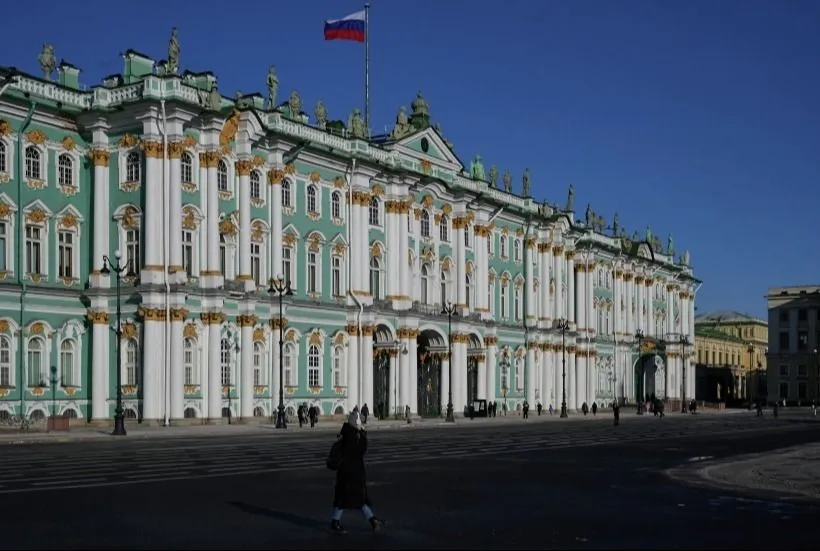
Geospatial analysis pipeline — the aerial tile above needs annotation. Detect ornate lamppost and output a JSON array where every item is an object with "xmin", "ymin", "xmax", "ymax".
[
  {"xmin": 678, "ymin": 334, "xmax": 690, "ymax": 413},
  {"xmin": 747, "ymin": 343, "xmax": 755, "ymax": 410},
  {"xmin": 392, "ymin": 339, "xmax": 408, "ymax": 417},
  {"xmin": 634, "ymin": 329, "xmax": 645, "ymax": 415},
  {"xmin": 442, "ymin": 300, "xmax": 457, "ymax": 423},
  {"xmin": 100, "ymin": 250, "xmax": 135, "ymax": 436},
  {"xmin": 500, "ymin": 350, "xmax": 510, "ymax": 414},
  {"xmin": 557, "ymin": 318, "xmax": 570, "ymax": 418},
  {"xmin": 268, "ymin": 274, "xmax": 293, "ymax": 429}
]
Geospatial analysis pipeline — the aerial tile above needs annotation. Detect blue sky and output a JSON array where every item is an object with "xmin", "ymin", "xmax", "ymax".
[{"xmin": 5, "ymin": 0, "xmax": 819, "ymax": 318}]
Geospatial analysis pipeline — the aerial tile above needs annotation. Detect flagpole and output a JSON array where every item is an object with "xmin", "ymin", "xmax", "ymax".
[{"xmin": 364, "ymin": 2, "xmax": 371, "ymax": 135}]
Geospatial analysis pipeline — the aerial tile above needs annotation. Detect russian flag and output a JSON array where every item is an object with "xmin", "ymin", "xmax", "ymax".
[{"xmin": 324, "ymin": 10, "xmax": 366, "ymax": 43}]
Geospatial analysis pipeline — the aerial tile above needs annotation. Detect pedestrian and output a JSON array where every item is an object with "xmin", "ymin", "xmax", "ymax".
[
  {"xmin": 537, "ymin": 402, "xmax": 543, "ymax": 416},
  {"xmin": 582, "ymin": 402, "xmax": 589, "ymax": 416},
  {"xmin": 309, "ymin": 404, "xmax": 318, "ymax": 428},
  {"xmin": 361, "ymin": 403, "xmax": 369, "ymax": 424},
  {"xmin": 328, "ymin": 412, "xmax": 384, "ymax": 534},
  {"xmin": 591, "ymin": 402, "xmax": 598, "ymax": 416},
  {"xmin": 522, "ymin": 400, "xmax": 529, "ymax": 419},
  {"xmin": 613, "ymin": 401, "xmax": 620, "ymax": 426},
  {"xmin": 548, "ymin": 404, "xmax": 554, "ymax": 416}
]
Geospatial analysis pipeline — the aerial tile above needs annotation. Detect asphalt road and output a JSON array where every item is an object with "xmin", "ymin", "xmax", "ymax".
[{"xmin": 0, "ymin": 414, "xmax": 817, "ymax": 550}]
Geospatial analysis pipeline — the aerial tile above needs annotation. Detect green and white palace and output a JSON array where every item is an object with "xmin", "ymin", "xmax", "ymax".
[{"xmin": 0, "ymin": 38, "xmax": 700, "ymax": 424}]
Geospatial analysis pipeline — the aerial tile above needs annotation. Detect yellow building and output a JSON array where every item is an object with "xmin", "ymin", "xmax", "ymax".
[{"xmin": 694, "ymin": 311, "xmax": 768, "ymax": 401}]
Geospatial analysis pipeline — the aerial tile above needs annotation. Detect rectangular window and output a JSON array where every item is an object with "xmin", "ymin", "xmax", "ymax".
[
  {"xmin": 58, "ymin": 231, "xmax": 74, "ymax": 279},
  {"xmin": 250, "ymin": 243, "xmax": 261, "ymax": 286},
  {"xmin": 307, "ymin": 251, "xmax": 317, "ymax": 293},
  {"xmin": 182, "ymin": 230, "xmax": 194, "ymax": 277},
  {"xmin": 282, "ymin": 247, "xmax": 292, "ymax": 286},
  {"xmin": 126, "ymin": 229, "xmax": 140, "ymax": 272},
  {"xmin": 779, "ymin": 332, "xmax": 789, "ymax": 351},
  {"xmin": 219, "ymin": 235, "xmax": 227, "ymax": 276},
  {"xmin": 798, "ymin": 364, "xmax": 808, "ymax": 377},
  {"xmin": 25, "ymin": 225, "xmax": 42, "ymax": 275},
  {"xmin": 0, "ymin": 222, "xmax": 6, "ymax": 272},
  {"xmin": 332, "ymin": 256, "xmax": 342, "ymax": 297}
]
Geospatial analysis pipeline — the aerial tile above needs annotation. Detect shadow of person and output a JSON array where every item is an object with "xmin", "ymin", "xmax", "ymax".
[{"xmin": 228, "ymin": 501, "xmax": 327, "ymax": 532}]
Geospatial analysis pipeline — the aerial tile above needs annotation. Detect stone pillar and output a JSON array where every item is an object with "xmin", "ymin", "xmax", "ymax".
[
  {"xmin": 477, "ymin": 353, "xmax": 487, "ymax": 400},
  {"xmin": 554, "ymin": 246, "xmax": 564, "ymax": 319},
  {"xmin": 625, "ymin": 274, "xmax": 634, "ymax": 334},
  {"xmin": 398, "ymin": 200, "xmax": 410, "ymax": 301},
  {"xmin": 408, "ymin": 329, "xmax": 419, "ymax": 414},
  {"xmin": 567, "ymin": 252, "xmax": 576, "ymax": 325},
  {"xmin": 537, "ymin": 244, "xmax": 550, "ymax": 327},
  {"xmin": 361, "ymin": 324, "xmax": 374, "ymax": 411},
  {"xmin": 399, "ymin": 329, "xmax": 412, "ymax": 412},
  {"xmin": 588, "ymin": 262, "xmax": 596, "ymax": 335},
  {"xmin": 576, "ymin": 264, "xmax": 586, "ymax": 332},
  {"xmin": 455, "ymin": 218, "xmax": 467, "ymax": 310},
  {"xmin": 169, "ymin": 307, "xmax": 186, "ymax": 421},
  {"xmin": 635, "ymin": 276, "xmax": 644, "ymax": 331},
  {"xmin": 346, "ymin": 325, "xmax": 360, "ymax": 410},
  {"xmin": 555, "ymin": 344, "xmax": 564, "ymax": 410},
  {"xmin": 203, "ymin": 152, "xmax": 221, "ymax": 278},
  {"xmin": 578, "ymin": 351, "xmax": 588, "ymax": 406},
  {"xmin": 456, "ymin": 338, "xmax": 468, "ymax": 410},
  {"xmin": 236, "ymin": 160, "xmax": 254, "ymax": 286},
  {"xmin": 524, "ymin": 238, "xmax": 536, "ymax": 326},
  {"xmin": 567, "ymin": 349, "xmax": 577, "ymax": 410},
  {"xmin": 358, "ymin": 191, "xmax": 372, "ymax": 296},
  {"xmin": 238, "ymin": 314, "xmax": 256, "ymax": 419},
  {"xmin": 646, "ymin": 278, "xmax": 655, "ymax": 336},
  {"xmin": 388, "ymin": 349, "xmax": 399, "ymax": 416},
  {"xmin": 542, "ymin": 345, "xmax": 553, "ymax": 409},
  {"xmin": 269, "ymin": 318, "xmax": 284, "ymax": 414},
  {"xmin": 526, "ymin": 343, "xmax": 537, "ymax": 405},
  {"xmin": 384, "ymin": 201, "xmax": 398, "ymax": 300},
  {"xmin": 140, "ymin": 141, "xmax": 163, "ymax": 282},
  {"xmin": 168, "ymin": 142, "xmax": 184, "ymax": 279},
  {"xmin": 139, "ymin": 306, "xmax": 166, "ymax": 422},
  {"xmin": 88, "ymin": 310, "xmax": 110, "ymax": 421},
  {"xmin": 441, "ymin": 354, "xmax": 450, "ymax": 414},
  {"xmin": 269, "ymin": 169, "xmax": 284, "ymax": 280},
  {"xmin": 88, "ymin": 148, "xmax": 110, "ymax": 288},
  {"xmin": 205, "ymin": 312, "xmax": 225, "ymax": 420},
  {"xmin": 485, "ymin": 337, "xmax": 497, "ymax": 403}
]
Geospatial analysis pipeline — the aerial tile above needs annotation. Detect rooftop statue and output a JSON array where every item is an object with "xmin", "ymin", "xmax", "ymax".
[
  {"xmin": 565, "ymin": 184, "xmax": 575, "ymax": 212},
  {"xmin": 682, "ymin": 250, "xmax": 690, "ymax": 266},
  {"xmin": 314, "ymin": 100, "xmax": 328, "ymax": 130},
  {"xmin": 667, "ymin": 234, "xmax": 674, "ymax": 257},
  {"xmin": 266, "ymin": 66, "xmax": 279, "ymax": 110},
  {"xmin": 206, "ymin": 84, "xmax": 222, "ymax": 111},
  {"xmin": 287, "ymin": 90, "xmax": 302, "ymax": 118},
  {"xmin": 411, "ymin": 91, "xmax": 429, "ymax": 118},
  {"xmin": 502, "ymin": 169, "xmax": 512, "ymax": 192},
  {"xmin": 612, "ymin": 212, "xmax": 620, "ymax": 236},
  {"xmin": 389, "ymin": 106, "xmax": 412, "ymax": 140},
  {"xmin": 522, "ymin": 168, "xmax": 531, "ymax": 196},
  {"xmin": 585, "ymin": 204, "xmax": 593, "ymax": 226},
  {"xmin": 167, "ymin": 27, "xmax": 180, "ymax": 75},
  {"xmin": 488, "ymin": 165, "xmax": 499, "ymax": 187},
  {"xmin": 38, "ymin": 44, "xmax": 56, "ymax": 81},
  {"xmin": 645, "ymin": 225, "xmax": 652, "ymax": 243},
  {"xmin": 470, "ymin": 155, "xmax": 485, "ymax": 180},
  {"xmin": 348, "ymin": 108, "xmax": 367, "ymax": 139}
]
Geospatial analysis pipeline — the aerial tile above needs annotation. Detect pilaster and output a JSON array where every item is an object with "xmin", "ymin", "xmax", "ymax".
[
  {"xmin": 524, "ymin": 237, "xmax": 537, "ymax": 326},
  {"xmin": 167, "ymin": 138, "xmax": 185, "ymax": 283},
  {"xmin": 236, "ymin": 159, "xmax": 255, "ymax": 290},
  {"xmin": 140, "ymin": 138, "xmax": 164, "ymax": 284},
  {"xmin": 345, "ymin": 323, "xmax": 361, "ymax": 410},
  {"xmin": 87, "ymin": 309, "xmax": 110, "ymax": 420},
  {"xmin": 397, "ymin": 199, "xmax": 411, "ymax": 305},
  {"xmin": 137, "ymin": 306, "xmax": 167, "ymax": 421},
  {"xmin": 398, "ymin": 327, "xmax": 413, "ymax": 411},
  {"xmin": 485, "ymin": 335, "xmax": 498, "ymax": 403},
  {"xmin": 537, "ymin": 243, "xmax": 552, "ymax": 329},
  {"xmin": 238, "ymin": 313, "xmax": 256, "ymax": 419},
  {"xmin": 361, "ymin": 323, "xmax": 374, "ymax": 409},
  {"xmin": 566, "ymin": 251, "xmax": 576, "ymax": 326},
  {"xmin": 526, "ymin": 342, "xmax": 537, "ymax": 405},
  {"xmin": 553, "ymin": 245, "xmax": 564, "ymax": 320},
  {"xmin": 268, "ymin": 162, "xmax": 284, "ymax": 282},
  {"xmin": 454, "ymin": 216, "xmax": 467, "ymax": 312},
  {"xmin": 88, "ymin": 134, "xmax": 110, "ymax": 288},
  {"xmin": 204, "ymin": 311, "xmax": 226, "ymax": 421},
  {"xmin": 169, "ymin": 307, "xmax": 187, "ymax": 421}
]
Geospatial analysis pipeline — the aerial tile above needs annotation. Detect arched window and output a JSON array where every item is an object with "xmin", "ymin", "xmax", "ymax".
[
  {"xmin": 307, "ymin": 345, "xmax": 321, "ymax": 387},
  {"xmin": 440, "ymin": 270, "xmax": 448, "ymax": 303},
  {"xmin": 464, "ymin": 224, "xmax": 471, "ymax": 247},
  {"xmin": 124, "ymin": 339, "xmax": 138, "ymax": 386},
  {"xmin": 25, "ymin": 147, "xmax": 41, "ymax": 180},
  {"xmin": 58, "ymin": 154, "xmax": 74, "ymax": 187},
  {"xmin": 370, "ymin": 257, "xmax": 382, "ymax": 299},
  {"xmin": 500, "ymin": 236, "xmax": 507, "ymax": 258},
  {"xmin": 420, "ymin": 211, "xmax": 430, "ymax": 238},
  {"xmin": 501, "ymin": 285, "xmax": 508, "ymax": 318},
  {"xmin": 0, "ymin": 142, "xmax": 6, "ymax": 173},
  {"xmin": 60, "ymin": 339, "xmax": 77, "ymax": 387},
  {"xmin": 183, "ymin": 338, "xmax": 196, "ymax": 385},
  {"xmin": 439, "ymin": 215, "xmax": 449, "ymax": 241},
  {"xmin": 217, "ymin": 160, "xmax": 228, "ymax": 191},
  {"xmin": 220, "ymin": 338, "xmax": 232, "ymax": 385},
  {"xmin": 180, "ymin": 152, "xmax": 193, "ymax": 184},
  {"xmin": 500, "ymin": 358, "xmax": 509, "ymax": 391},
  {"xmin": 282, "ymin": 180, "xmax": 292, "ymax": 208},
  {"xmin": 421, "ymin": 264, "xmax": 430, "ymax": 304},
  {"xmin": 0, "ymin": 335, "xmax": 11, "ymax": 387},
  {"xmin": 466, "ymin": 275, "xmax": 473, "ymax": 309},
  {"xmin": 331, "ymin": 191, "xmax": 341, "ymax": 219},
  {"xmin": 283, "ymin": 343, "xmax": 295, "ymax": 386},
  {"xmin": 368, "ymin": 197, "xmax": 380, "ymax": 225},
  {"xmin": 514, "ymin": 287, "xmax": 522, "ymax": 320},
  {"xmin": 307, "ymin": 251, "xmax": 318, "ymax": 293},
  {"xmin": 306, "ymin": 184, "xmax": 318, "ymax": 213},
  {"xmin": 125, "ymin": 151, "xmax": 141, "ymax": 183},
  {"xmin": 250, "ymin": 171, "xmax": 261, "ymax": 199},
  {"xmin": 513, "ymin": 240, "xmax": 521, "ymax": 262},
  {"xmin": 26, "ymin": 337, "xmax": 44, "ymax": 387},
  {"xmin": 516, "ymin": 358, "xmax": 524, "ymax": 390},
  {"xmin": 253, "ymin": 342, "xmax": 263, "ymax": 386},
  {"xmin": 332, "ymin": 346, "xmax": 345, "ymax": 387}
]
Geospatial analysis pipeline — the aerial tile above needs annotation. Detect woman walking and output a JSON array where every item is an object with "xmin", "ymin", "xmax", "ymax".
[{"xmin": 329, "ymin": 411, "xmax": 384, "ymax": 534}]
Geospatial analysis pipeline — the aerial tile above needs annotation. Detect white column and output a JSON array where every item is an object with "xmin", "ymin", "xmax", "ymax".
[
  {"xmin": 554, "ymin": 247, "xmax": 564, "ymax": 319},
  {"xmin": 169, "ymin": 309, "xmax": 184, "ymax": 420},
  {"xmin": 141, "ymin": 311, "xmax": 164, "ymax": 421},
  {"xmin": 441, "ymin": 356, "xmax": 450, "ymax": 414},
  {"xmin": 359, "ymin": 195, "xmax": 370, "ymax": 295},
  {"xmin": 208, "ymin": 315, "xmax": 223, "ymax": 420},
  {"xmin": 388, "ymin": 352, "xmax": 398, "ymax": 415},
  {"xmin": 647, "ymin": 280, "xmax": 655, "ymax": 336},
  {"xmin": 567, "ymin": 254, "xmax": 576, "ymax": 325},
  {"xmin": 399, "ymin": 334, "xmax": 411, "ymax": 412},
  {"xmin": 347, "ymin": 330, "xmax": 360, "ymax": 410},
  {"xmin": 237, "ymin": 160, "xmax": 253, "ymax": 282},
  {"xmin": 578, "ymin": 353, "xmax": 588, "ymax": 406},
  {"xmin": 455, "ymin": 219, "xmax": 466, "ymax": 309},
  {"xmin": 142, "ymin": 142, "xmax": 163, "ymax": 276},
  {"xmin": 168, "ymin": 147, "xmax": 183, "ymax": 277},
  {"xmin": 361, "ymin": 326, "xmax": 374, "ymax": 410},
  {"xmin": 408, "ymin": 333, "xmax": 419, "ymax": 414},
  {"xmin": 555, "ymin": 345, "xmax": 563, "ymax": 409},
  {"xmin": 526, "ymin": 345, "xmax": 537, "ymax": 405},
  {"xmin": 270, "ymin": 173, "xmax": 283, "ymax": 279},
  {"xmin": 568, "ymin": 351, "xmax": 577, "ymax": 409},
  {"xmin": 538, "ymin": 245, "xmax": 550, "ymax": 325},
  {"xmin": 239, "ymin": 316, "xmax": 254, "ymax": 419},
  {"xmin": 477, "ymin": 355, "xmax": 487, "ymax": 400},
  {"xmin": 486, "ymin": 340, "xmax": 497, "ymax": 403},
  {"xmin": 385, "ymin": 202, "xmax": 398, "ymax": 299},
  {"xmin": 398, "ymin": 202, "xmax": 410, "ymax": 300},
  {"xmin": 89, "ymin": 148, "xmax": 110, "ymax": 287},
  {"xmin": 577, "ymin": 266, "xmax": 586, "ymax": 332},
  {"xmin": 90, "ymin": 313, "xmax": 109, "ymax": 420},
  {"xmin": 588, "ymin": 263, "xmax": 596, "ymax": 336},
  {"xmin": 270, "ymin": 333, "xmax": 281, "ymax": 414},
  {"xmin": 457, "ymin": 340, "xmax": 468, "ymax": 410},
  {"xmin": 524, "ymin": 240, "xmax": 536, "ymax": 325},
  {"xmin": 205, "ymin": 153, "xmax": 220, "ymax": 275},
  {"xmin": 543, "ymin": 347, "xmax": 553, "ymax": 408}
]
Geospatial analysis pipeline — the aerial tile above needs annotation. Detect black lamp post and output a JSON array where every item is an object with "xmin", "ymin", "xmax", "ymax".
[
  {"xmin": 500, "ymin": 352, "xmax": 510, "ymax": 414},
  {"xmin": 268, "ymin": 274, "xmax": 293, "ymax": 429},
  {"xmin": 48, "ymin": 365, "xmax": 58, "ymax": 428},
  {"xmin": 557, "ymin": 318, "xmax": 570, "ymax": 418},
  {"xmin": 635, "ymin": 329, "xmax": 645, "ymax": 415},
  {"xmin": 747, "ymin": 343, "xmax": 755, "ymax": 410},
  {"xmin": 100, "ymin": 249, "xmax": 135, "ymax": 436},
  {"xmin": 442, "ymin": 300, "xmax": 457, "ymax": 423},
  {"xmin": 678, "ymin": 334, "xmax": 690, "ymax": 413}
]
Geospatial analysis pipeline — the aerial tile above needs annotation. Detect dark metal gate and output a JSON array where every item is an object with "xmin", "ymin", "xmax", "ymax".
[
  {"xmin": 373, "ymin": 351, "xmax": 390, "ymax": 419},
  {"xmin": 467, "ymin": 357, "xmax": 479, "ymax": 404},
  {"xmin": 417, "ymin": 355, "xmax": 441, "ymax": 418}
]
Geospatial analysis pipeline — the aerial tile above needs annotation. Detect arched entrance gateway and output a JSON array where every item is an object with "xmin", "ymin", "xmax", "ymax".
[
  {"xmin": 634, "ymin": 338, "xmax": 667, "ymax": 404},
  {"xmin": 372, "ymin": 324, "xmax": 395, "ymax": 420},
  {"xmin": 417, "ymin": 329, "xmax": 446, "ymax": 418},
  {"xmin": 466, "ymin": 334, "xmax": 483, "ymax": 405}
]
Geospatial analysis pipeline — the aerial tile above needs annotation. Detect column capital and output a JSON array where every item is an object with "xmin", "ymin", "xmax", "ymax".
[
  {"xmin": 237, "ymin": 314, "xmax": 258, "ymax": 327},
  {"xmin": 200, "ymin": 312, "xmax": 226, "ymax": 325},
  {"xmin": 86, "ymin": 309, "xmax": 109, "ymax": 324},
  {"xmin": 87, "ymin": 149, "xmax": 110, "ymax": 167},
  {"xmin": 269, "ymin": 318, "xmax": 289, "ymax": 330},
  {"xmin": 137, "ymin": 306, "xmax": 167, "ymax": 322},
  {"xmin": 169, "ymin": 308, "xmax": 189, "ymax": 322},
  {"xmin": 141, "ymin": 140, "xmax": 164, "ymax": 159}
]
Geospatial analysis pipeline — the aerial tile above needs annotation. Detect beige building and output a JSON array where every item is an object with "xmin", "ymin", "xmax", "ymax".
[
  {"xmin": 766, "ymin": 285, "xmax": 820, "ymax": 404},
  {"xmin": 694, "ymin": 311, "xmax": 768, "ymax": 401}
]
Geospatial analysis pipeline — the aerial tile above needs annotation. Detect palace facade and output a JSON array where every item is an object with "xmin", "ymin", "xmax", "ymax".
[{"xmin": 0, "ymin": 41, "xmax": 700, "ymax": 424}]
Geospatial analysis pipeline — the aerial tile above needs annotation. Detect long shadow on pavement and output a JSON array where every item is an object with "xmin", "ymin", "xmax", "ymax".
[{"xmin": 229, "ymin": 501, "xmax": 328, "ymax": 532}]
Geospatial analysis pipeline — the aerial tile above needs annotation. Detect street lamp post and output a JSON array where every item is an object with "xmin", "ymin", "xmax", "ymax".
[
  {"xmin": 557, "ymin": 318, "xmax": 570, "ymax": 418},
  {"xmin": 678, "ymin": 334, "xmax": 690, "ymax": 413},
  {"xmin": 268, "ymin": 274, "xmax": 293, "ymax": 429},
  {"xmin": 100, "ymin": 249, "xmax": 135, "ymax": 436},
  {"xmin": 747, "ymin": 343, "xmax": 755, "ymax": 410},
  {"xmin": 442, "ymin": 300, "xmax": 457, "ymax": 423},
  {"xmin": 635, "ymin": 329, "xmax": 645, "ymax": 415},
  {"xmin": 393, "ymin": 340, "xmax": 408, "ymax": 417},
  {"xmin": 500, "ymin": 351, "xmax": 510, "ymax": 414}
]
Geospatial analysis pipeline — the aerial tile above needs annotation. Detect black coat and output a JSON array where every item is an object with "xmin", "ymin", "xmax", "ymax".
[{"xmin": 333, "ymin": 424, "xmax": 370, "ymax": 509}]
